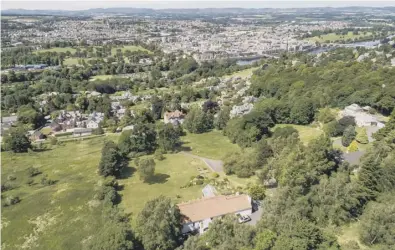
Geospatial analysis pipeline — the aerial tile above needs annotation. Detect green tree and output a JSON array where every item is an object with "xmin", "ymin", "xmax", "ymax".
[
  {"xmin": 3, "ymin": 127, "xmax": 31, "ymax": 153},
  {"xmin": 290, "ymin": 99, "xmax": 315, "ymax": 125},
  {"xmin": 248, "ymin": 184, "xmax": 266, "ymax": 200},
  {"xmin": 136, "ymin": 196, "xmax": 182, "ymax": 250},
  {"xmin": 98, "ymin": 141, "xmax": 126, "ymax": 177},
  {"xmin": 342, "ymin": 125, "xmax": 356, "ymax": 147},
  {"xmin": 157, "ymin": 123, "xmax": 180, "ymax": 152},
  {"xmin": 183, "ymin": 107, "xmax": 213, "ymax": 134},
  {"xmin": 359, "ymin": 193, "xmax": 395, "ymax": 247},
  {"xmin": 118, "ymin": 130, "xmax": 132, "ymax": 157},
  {"xmin": 214, "ymin": 106, "xmax": 231, "ymax": 130},
  {"xmin": 137, "ymin": 158, "xmax": 155, "ymax": 182},
  {"xmin": 254, "ymin": 229, "xmax": 277, "ymax": 250},
  {"xmin": 203, "ymin": 215, "xmax": 255, "ymax": 250},
  {"xmin": 317, "ymin": 107, "xmax": 336, "ymax": 124},
  {"xmin": 356, "ymin": 128, "xmax": 369, "ymax": 144}
]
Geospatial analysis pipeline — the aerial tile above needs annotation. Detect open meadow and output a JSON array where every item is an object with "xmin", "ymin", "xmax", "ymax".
[
  {"xmin": 306, "ymin": 31, "xmax": 373, "ymax": 43},
  {"xmin": 272, "ymin": 124, "xmax": 323, "ymax": 144},
  {"xmin": 1, "ymin": 138, "xmax": 106, "ymax": 250},
  {"xmin": 180, "ymin": 130, "xmax": 240, "ymax": 159}
]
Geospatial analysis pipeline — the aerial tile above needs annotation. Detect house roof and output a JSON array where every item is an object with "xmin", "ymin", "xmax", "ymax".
[
  {"xmin": 165, "ymin": 110, "xmax": 184, "ymax": 119},
  {"xmin": 1, "ymin": 116, "xmax": 18, "ymax": 123},
  {"xmin": 178, "ymin": 195, "xmax": 251, "ymax": 222}
]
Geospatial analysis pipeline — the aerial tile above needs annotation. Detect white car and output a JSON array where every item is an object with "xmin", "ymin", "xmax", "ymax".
[{"xmin": 238, "ymin": 215, "xmax": 251, "ymax": 223}]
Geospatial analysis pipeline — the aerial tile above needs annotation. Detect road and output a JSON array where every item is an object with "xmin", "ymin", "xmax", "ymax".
[{"xmin": 181, "ymin": 152, "xmax": 224, "ymax": 172}]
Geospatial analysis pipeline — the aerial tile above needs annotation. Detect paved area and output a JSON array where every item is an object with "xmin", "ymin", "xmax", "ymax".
[
  {"xmin": 247, "ymin": 203, "xmax": 263, "ymax": 226},
  {"xmin": 181, "ymin": 152, "xmax": 224, "ymax": 172}
]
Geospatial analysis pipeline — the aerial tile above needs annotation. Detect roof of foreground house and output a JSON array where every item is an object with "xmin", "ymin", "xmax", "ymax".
[{"xmin": 178, "ymin": 194, "xmax": 251, "ymax": 222}]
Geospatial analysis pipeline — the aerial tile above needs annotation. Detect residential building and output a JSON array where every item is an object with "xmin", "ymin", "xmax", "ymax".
[
  {"xmin": 178, "ymin": 194, "xmax": 252, "ymax": 234},
  {"xmin": 164, "ymin": 110, "xmax": 185, "ymax": 125}
]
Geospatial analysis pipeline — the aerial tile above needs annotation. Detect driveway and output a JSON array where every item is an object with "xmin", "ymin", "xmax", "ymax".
[
  {"xmin": 247, "ymin": 201, "xmax": 263, "ymax": 226},
  {"xmin": 181, "ymin": 152, "xmax": 224, "ymax": 172}
]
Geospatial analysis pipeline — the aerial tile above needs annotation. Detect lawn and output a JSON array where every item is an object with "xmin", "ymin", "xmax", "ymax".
[
  {"xmin": 180, "ymin": 130, "xmax": 240, "ymax": 160},
  {"xmin": 36, "ymin": 47, "xmax": 77, "ymax": 53},
  {"xmin": 306, "ymin": 31, "xmax": 373, "ymax": 43},
  {"xmin": 1, "ymin": 138, "xmax": 107, "ymax": 250},
  {"xmin": 272, "ymin": 124, "xmax": 323, "ymax": 145},
  {"xmin": 110, "ymin": 45, "xmax": 153, "ymax": 54},
  {"xmin": 63, "ymin": 57, "xmax": 80, "ymax": 66},
  {"xmin": 226, "ymin": 67, "xmax": 259, "ymax": 78},
  {"xmin": 118, "ymin": 153, "xmax": 204, "ymax": 218}
]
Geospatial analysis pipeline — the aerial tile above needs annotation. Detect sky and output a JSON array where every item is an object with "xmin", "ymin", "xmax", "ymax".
[{"xmin": 2, "ymin": 0, "xmax": 395, "ymax": 10}]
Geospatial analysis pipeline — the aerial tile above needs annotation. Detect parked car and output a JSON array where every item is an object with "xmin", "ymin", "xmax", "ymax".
[{"xmin": 238, "ymin": 215, "xmax": 251, "ymax": 223}]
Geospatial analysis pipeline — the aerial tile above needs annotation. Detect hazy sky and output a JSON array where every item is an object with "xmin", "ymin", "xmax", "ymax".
[{"xmin": 2, "ymin": 1, "xmax": 395, "ymax": 10}]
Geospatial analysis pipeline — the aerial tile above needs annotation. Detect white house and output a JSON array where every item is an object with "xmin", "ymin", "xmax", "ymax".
[
  {"xmin": 178, "ymin": 194, "xmax": 252, "ymax": 234},
  {"xmin": 86, "ymin": 119, "xmax": 100, "ymax": 129},
  {"xmin": 341, "ymin": 104, "xmax": 385, "ymax": 128}
]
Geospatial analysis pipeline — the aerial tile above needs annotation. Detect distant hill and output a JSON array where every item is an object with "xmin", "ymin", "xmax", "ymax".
[{"xmin": 2, "ymin": 6, "xmax": 395, "ymax": 16}]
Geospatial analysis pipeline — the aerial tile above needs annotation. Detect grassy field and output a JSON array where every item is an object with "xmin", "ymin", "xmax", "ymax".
[
  {"xmin": 90, "ymin": 75, "xmax": 117, "ymax": 81},
  {"xmin": 118, "ymin": 153, "xmax": 205, "ymax": 218},
  {"xmin": 337, "ymin": 222, "xmax": 368, "ymax": 250},
  {"xmin": 110, "ymin": 45, "xmax": 152, "ymax": 54},
  {"xmin": 272, "ymin": 124, "xmax": 323, "ymax": 144},
  {"xmin": 180, "ymin": 130, "xmax": 240, "ymax": 160},
  {"xmin": 306, "ymin": 31, "xmax": 373, "ymax": 43},
  {"xmin": 226, "ymin": 67, "xmax": 259, "ymax": 78},
  {"xmin": 63, "ymin": 57, "xmax": 80, "ymax": 66},
  {"xmin": 1, "ymin": 138, "xmax": 107, "ymax": 250},
  {"xmin": 36, "ymin": 47, "xmax": 77, "ymax": 53},
  {"xmin": 37, "ymin": 45, "xmax": 152, "ymax": 55}
]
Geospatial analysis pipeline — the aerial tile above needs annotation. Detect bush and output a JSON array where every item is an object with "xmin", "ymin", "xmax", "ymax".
[
  {"xmin": 154, "ymin": 151, "xmax": 165, "ymax": 161},
  {"xmin": 7, "ymin": 175, "xmax": 16, "ymax": 181},
  {"xmin": 26, "ymin": 179, "xmax": 34, "ymax": 186},
  {"xmin": 211, "ymin": 172, "xmax": 219, "ymax": 178},
  {"xmin": 27, "ymin": 167, "xmax": 41, "ymax": 177},
  {"xmin": 1, "ymin": 183, "xmax": 15, "ymax": 192},
  {"xmin": 195, "ymin": 179, "xmax": 204, "ymax": 185},
  {"xmin": 356, "ymin": 128, "xmax": 369, "ymax": 144},
  {"xmin": 4, "ymin": 195, "xmax": 21, "ymax": 207},
  {"xmin": 97, "ymin": 185, "xmax": 117, "ymax": 204},
  {"xmin": 41, "ymin": 175, "xmax": 56, "ymax": 186},
  {"xmin": 50, "ymin": 136, "xmax": 58, "ymax": 145},
  {"xmin": 347, "ymin": 140, "xmax": 359, "ymax": 152}
]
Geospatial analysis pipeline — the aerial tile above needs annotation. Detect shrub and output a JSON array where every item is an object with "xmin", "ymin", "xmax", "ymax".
[
  {"xmin": 347, "ymin": 140, "xmax": 359, "ymax": 152},
  {"xmin": 356, "ymin": 128, "xmax": 369, "ymax": 144},
  {"xmin": 211, "ymin": 172, "xmax": 220, "ymax": 178},
  {"xmin": 4, "ymin": 195, "xmax": 21, "ymax": 207},
  {"xmin": 27, "ymin": 167, "xmax": 41, "ymax": 177},
  {"xmin": 41, "ymin": 175, "xmax": 56, "ymax": 186},
  {"xmin": 1, "ymin": 183, "xmax": 15, "ymax": 192},
  {"xmin": 50, "ymin": 136, "xmax": 58, "ymax": 145},
  {"xmin": 7, "ymin": 175, "xmax": 16, "ymax": 181},
  {"xmin": 26, "ymin": 179, "xmax": 34, "ymax": 186},
  {"xmin": 195, "ymin": 179, "xmax": 204, "ymax": 185},
  {"xmin": 154, "ymin": 151, "xmax": 165, "ymax": 161}
]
